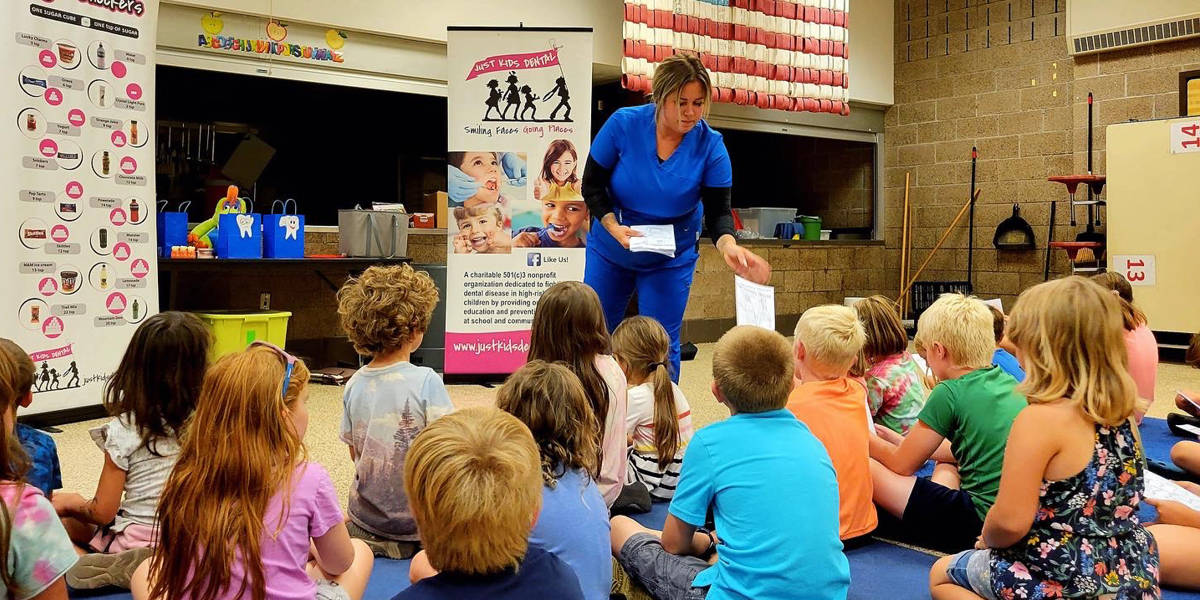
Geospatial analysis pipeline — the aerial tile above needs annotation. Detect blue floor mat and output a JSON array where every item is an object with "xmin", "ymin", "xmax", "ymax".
[{"xmin": 65, "ymin": 418, "xmax": 1200, "ymax": 599}]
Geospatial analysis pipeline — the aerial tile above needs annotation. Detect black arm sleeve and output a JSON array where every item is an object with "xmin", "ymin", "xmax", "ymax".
[
  {"xmin": 581, "ymin": 155, "xmax": 615, "ymax": 222},
  {"xmin": 701, "ymin": 186, "xmax": 735, "ymax": 243}
]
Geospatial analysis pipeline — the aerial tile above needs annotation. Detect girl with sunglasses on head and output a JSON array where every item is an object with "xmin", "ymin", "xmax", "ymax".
[
  {"xmin": 132, "ymin": 342, "xmax": 374, "ymax": 600},
  {"xmin": 53, "ymin": 312, "xmax": 210, "ymax": 590}
]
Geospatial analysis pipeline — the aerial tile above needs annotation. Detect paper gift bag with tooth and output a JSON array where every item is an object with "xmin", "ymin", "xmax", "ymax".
[
  {"xmin": 263, "ymin": 199, "xmax": 305, "ymax": 258},
  {"xmin": 216, "ymin": 212, "xmax": 262, "ymax": 259},
  {"xmin": 157, "ymin": 200, "xmax": 190, "ymax": 257}
]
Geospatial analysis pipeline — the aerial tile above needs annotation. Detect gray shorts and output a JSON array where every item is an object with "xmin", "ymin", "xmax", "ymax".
[
  {"xmin": 945, "ymin": 549, "xmax": 997, "ymax": 600},
  {"xmin": 315, "ymin": 577, "xmax": 351, "ymax": 600},
  {"xmin": 617, "ymin": 533, "xmax": 709, "ymax": 600}
]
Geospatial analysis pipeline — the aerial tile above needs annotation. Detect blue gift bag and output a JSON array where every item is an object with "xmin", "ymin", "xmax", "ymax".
[
  {"xmin": 157, "ymin": 200, "xmax": 190, "ymax": 257},
  {"xmin": 216, "ymin": 212, "xmax": 262, "ymax": 259},
  {"xmin": 263, "ymin": 199, "xmax": 305, "ymax": 259}
]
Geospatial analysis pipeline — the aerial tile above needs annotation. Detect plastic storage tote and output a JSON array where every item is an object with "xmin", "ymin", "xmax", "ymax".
[
  {"xmin": 735, "ymin": 207, "xmax": 797, "ymax": 238},
  {"xmin": 192, "ymin": 310, "xmax": 292, "ymax": 358}
]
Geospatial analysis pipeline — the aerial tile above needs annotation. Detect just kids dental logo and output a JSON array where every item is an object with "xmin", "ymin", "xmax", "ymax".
[{"xmin": 196, "ymin": 14, "xmax": 345, "ymax": 63}]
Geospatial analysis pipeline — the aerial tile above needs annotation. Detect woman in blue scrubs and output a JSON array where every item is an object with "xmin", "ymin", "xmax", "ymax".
[{"xmin": 582, "ymin": 55, "xmax": 771, "ymax": 381}]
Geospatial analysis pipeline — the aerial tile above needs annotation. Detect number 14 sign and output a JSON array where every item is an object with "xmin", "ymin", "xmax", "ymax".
[
  {"xmin": 1112, "ymin": 255, "xmax": 1156, "ymax": 286},
  {"xmin": 1170, "ymin": 121, "xmax": 1200, "ymax": 154}
]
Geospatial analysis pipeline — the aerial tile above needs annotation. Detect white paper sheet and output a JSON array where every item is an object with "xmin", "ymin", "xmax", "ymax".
[
  {"xmin": 1178, "ymin": 423, "xmax": 1200, "ymax": 438},
  {"xmin": 983, "ymin": 298, "xmax": 1004, "ymax": 313},
  {"xmin": 1145, "ymin": 470, "xmax": 1200, "ymax": 512},
  {"xmin": 628, "ymin": 224, "xmax": 675, "ymax": 257},
  {"xmin": 735, "ymin": 276, "xmax": 775, "ymax": 331}
]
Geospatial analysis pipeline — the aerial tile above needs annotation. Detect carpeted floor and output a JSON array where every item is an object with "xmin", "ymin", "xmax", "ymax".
[{"xmin": 44, "ymin": 347, "xmax": 1200, "ymax": 599}]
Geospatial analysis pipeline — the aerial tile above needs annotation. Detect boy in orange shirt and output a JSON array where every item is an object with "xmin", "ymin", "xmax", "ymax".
[{"xmin": 786, "ymin": 304, "xmax": 877, "ymax": 546}]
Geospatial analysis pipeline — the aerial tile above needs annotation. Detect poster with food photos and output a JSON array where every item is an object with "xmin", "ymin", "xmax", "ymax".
[
  {"xmin": 445, "ymin": 27, "xmax": 592, "ymax": 374},
  {"xmin": 4, "ymin": 0, "xmax": 159, "ymax": 414}
]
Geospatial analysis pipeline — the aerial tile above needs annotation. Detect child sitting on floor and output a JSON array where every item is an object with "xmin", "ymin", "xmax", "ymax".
[
  {"xmin": 0, "ymin": 338, "xmax": 78, "ymax": 599},
  {"xmin": 337, "ymin": 264, "xmax": 451, "ymax": 559},
  {"xmin": 133, "ymin": 343, "xmax": 374, "ymax": 600},
  {"xmin": 611, "ymin": 326, "xmax": 850, "ymax": 600},
  {"xmin": 53, "ymin": 312, "xmax": 210, "ymax": 589},
  {"xmin": 987, "ymin": 305, "xmax": 1024, "ymax": 382},
  {"xmin": 869, "ymin": 294, "xmax": 1026, "ymax": 553},
  {"xmin": 494, "ymin": 360, "xmax": 610, "ymax": 600},
  {"xmin": 1092, "ymin": 272, "xmax": 1158, "ymax": 420},
  {"xmin": 0, "ymin": 338, "xmax": 63, "ymax": 498},
  {"xmin": 398, "ymin": 407, "xmax": 584, "ymax": 599},
  {"xmin": 612, "ymin": 316, "xmax": 694, "ymax": 502},
  {"xmin": 854, "ymin": 295, "xmax": 931, "ymax": 434},
  {"xmin": 529, "ymin": 281, "xmax": 628, "ymax": 507},
  {"xmin": 786, "ymin": 305, "xmax": 877, "ymax": 544},
  {"xmin": 931, "ymin": 276, "xmax": 1160, "ymax": 599}
]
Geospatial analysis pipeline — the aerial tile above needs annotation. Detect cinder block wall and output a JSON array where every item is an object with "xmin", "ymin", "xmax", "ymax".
[{"xmin": 885, "ymin": 0, "xmax": 1200, "ymax": 308}]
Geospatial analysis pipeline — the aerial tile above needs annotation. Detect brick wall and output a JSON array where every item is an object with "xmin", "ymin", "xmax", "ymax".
[{"xmin": 886, "ymin": 0, "xmax": 1200, "ymax": 309}]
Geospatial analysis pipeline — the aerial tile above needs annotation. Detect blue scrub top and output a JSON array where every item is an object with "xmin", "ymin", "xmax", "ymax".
[{"xmin": 586, "ymin": 103, "xmax": 732, "ymax": 269}]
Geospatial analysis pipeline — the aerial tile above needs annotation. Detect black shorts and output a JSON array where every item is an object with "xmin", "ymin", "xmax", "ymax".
[{"xmin": 884, "ymin": 477, "xmax": 985, "ymax": 553}]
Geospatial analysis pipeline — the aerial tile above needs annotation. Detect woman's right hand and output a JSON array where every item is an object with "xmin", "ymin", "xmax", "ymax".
[{"xmin": 602, "ymin": 214, "xmax": 642, "ymax": 249}]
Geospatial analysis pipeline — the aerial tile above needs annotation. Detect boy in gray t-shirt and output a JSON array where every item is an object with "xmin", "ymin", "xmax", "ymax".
[{"xmin": 336, "ymin": 265, "xmax": 451, "ymax": 558}]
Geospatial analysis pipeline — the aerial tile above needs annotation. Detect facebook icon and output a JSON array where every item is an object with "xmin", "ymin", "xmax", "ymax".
[{"xmin": 527, "ymin": 252, "xmax": 542, "ymax": 267}]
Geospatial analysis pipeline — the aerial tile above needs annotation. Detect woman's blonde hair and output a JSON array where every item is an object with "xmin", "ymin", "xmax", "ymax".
[
  {"xmin": 854, "ymin": 296, "xmax": 909, "ymax": 362},
  {"xmin": 1090, "ymin": 272, "xmax": 1147, "ymax": 330},
  {"xmin": 149, "ymin": 345, "xmax": 310, "ymax": 600},
  {"xmin": 613, "ymin": 316, "xmax": 680, "ymax": 471},
  {"xmin": 496, "ymin": 360, "xmax": 599, "ymax": 486},
  {"xmin": 338, "ymin": 264, "xmax": 439, "ymax": 357},
  {"xmin": 1007, "ymin": 276, "xmax": 1137, "ymax": 426},
  {"xmin": 652, "ymin": 54, "xmax": 712, "ymax": 124},
  {"xmin": 405, "ymin": 406, "xmax": 541, "ymax": 575}
]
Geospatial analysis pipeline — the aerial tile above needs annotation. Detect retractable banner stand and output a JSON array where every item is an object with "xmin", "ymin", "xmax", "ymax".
[
  {"xmin": 4, "ymin": 0, "xmax": 160, "ymax": 415},
  {"xmin": 445, "ymin": 27, "xmax": 592, "ymax": 375}
]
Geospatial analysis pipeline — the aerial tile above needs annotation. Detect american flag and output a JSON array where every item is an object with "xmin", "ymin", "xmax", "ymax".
[{"xmin": 622, "ymin": 0, "xmax": 850, "ymax": 115}]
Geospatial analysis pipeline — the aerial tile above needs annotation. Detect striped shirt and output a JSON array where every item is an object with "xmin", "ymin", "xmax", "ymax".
[{"xmin": 624, "ymin": 381, "xmax": 694, "ymax": 500}]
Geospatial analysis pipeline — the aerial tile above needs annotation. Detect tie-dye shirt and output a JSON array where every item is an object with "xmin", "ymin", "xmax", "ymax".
[
  {"xmin": 1, "ymin": 482, "xmax": 77, "ymax": 600},
  {"xmin": 340, "ymin": 361, "xmax": 454, "ymax": 541},
  {"xmin": 864, "ymin": 352, "xmax": 930, "ymax": 435}
]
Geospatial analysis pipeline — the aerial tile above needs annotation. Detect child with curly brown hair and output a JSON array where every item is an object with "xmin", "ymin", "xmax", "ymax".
[{"xmin": 336, "ymin": 264, "xmax": 449, "ymax": 560}]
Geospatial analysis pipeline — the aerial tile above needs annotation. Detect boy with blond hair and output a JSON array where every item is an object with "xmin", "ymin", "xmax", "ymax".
[
  {"xmin": 337, "ymin": 264, "xmax": 452, "ymax": 559},
  {"xmin": 611, "ymin": 326, "xmax": 849, "ymax": 600},
  {"xmin": 869, "ymin": 294, "xmax": 1026, "ymax": 553},
  {"xmin": 396, "ymin": 406, "xmax": 584, "ymax": 599},
  {"xmin": 786, "ymin": 305, "xmax": 877, "ymax": 544}
]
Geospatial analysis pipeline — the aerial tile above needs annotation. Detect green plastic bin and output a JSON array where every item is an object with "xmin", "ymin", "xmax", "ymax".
[
  {"xmin": 192, "ymin": 310, "xmax": 292, "ymax": 359},
  {"xmin": 799, "ymin": 215, "xmax": 823, "ymax": 240}
]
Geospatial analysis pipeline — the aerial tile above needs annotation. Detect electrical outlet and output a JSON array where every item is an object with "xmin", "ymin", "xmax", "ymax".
[{"xmin": 259, "ymin": 293, "xmax": 271, "ymax": 310}]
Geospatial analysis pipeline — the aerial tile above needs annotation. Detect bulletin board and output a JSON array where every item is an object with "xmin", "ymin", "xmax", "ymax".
[{"xmin": 1106, "ymin": 118, "xmax": 1200, "ymax": 335}]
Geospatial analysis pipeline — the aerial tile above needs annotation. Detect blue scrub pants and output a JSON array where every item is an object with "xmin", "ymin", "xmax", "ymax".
[{"xmin": 584, "ymin": 247, "xmax": 696, "ymax": 383}]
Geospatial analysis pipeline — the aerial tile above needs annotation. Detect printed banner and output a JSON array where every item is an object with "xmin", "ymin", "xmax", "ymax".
[
  {"xmin": 445, "ymin": 27, "xmax": 593, "ymax": 374},
  {"xmin": 4, "ymin": 0, "xmax": 160, "ymax": 414}
]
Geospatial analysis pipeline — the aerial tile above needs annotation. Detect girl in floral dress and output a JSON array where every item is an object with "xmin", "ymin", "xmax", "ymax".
[{"xmin": 930, "ymin": 276, "xmax": 1160, "ymax": 600}]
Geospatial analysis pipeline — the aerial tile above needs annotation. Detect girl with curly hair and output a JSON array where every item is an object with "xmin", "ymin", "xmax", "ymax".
[{"xmin": 335, "ymin": 264, "xmax": 450, "ymax": 559}]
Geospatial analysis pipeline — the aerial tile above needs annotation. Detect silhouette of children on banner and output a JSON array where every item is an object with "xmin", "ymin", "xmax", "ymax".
[{"xmin": 482, "ymin": 70, "xmax": 572, "ymax": 123}]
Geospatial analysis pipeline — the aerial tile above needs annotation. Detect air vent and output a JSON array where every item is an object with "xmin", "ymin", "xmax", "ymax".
[{"xmin": 1070, "ymin": 16, "xmax": 1200, "ymax": 55}]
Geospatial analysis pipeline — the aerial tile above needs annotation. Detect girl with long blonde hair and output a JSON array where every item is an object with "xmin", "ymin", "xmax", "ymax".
[
  {"xmin": 612, "ymin": 316, "xmax": 694, "ymax": 501},
  {"xmin": 131, "ymin": 343, "xmax": 374, "ymax": 600},
  {"xmin": 930, "ymin": 276, "xmax": 1159, "ymax": 599}
]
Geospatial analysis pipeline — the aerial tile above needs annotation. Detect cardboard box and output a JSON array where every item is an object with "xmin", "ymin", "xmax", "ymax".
[
  {"xmin": 422, "ymin": 191, "xmax": 449, "ymax": 229},
  {"xmin": 411, "ymin": 213, "xmax": 436, "ymax": 228}
]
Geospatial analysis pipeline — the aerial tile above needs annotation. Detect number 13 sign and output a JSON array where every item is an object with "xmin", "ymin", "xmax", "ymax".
[
  {"xmin": 1170, "ymin": 121, "xmax": 1200, "ymax": 153},
  {"xmin": 1111, "ymin": 255, "xmax": 1156, "ymax": 286}
]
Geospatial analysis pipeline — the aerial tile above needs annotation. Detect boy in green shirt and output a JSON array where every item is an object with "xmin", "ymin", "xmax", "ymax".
[{"xmin": 868, "ymin": 294, "xmax": 1026, "ymax": 553}]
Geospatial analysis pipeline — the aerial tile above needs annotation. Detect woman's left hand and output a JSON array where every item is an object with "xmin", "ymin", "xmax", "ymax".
[{"xmin": 719, "ymin": 241, "xmax": 771, "ymax": 284}]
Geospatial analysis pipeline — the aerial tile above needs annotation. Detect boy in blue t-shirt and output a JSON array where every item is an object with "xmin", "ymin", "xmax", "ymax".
[
  {"xmin": 611, "ymin": 326, "xmax": 850, "ymax": 600},
  {"xmin": 988, "ymin": 305, "xmax": 1025, "ymax": 381}
]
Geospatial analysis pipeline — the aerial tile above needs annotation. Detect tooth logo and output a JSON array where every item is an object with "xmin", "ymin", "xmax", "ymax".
[
  {"xmin": 279, "ymin": 215, "xmax": 300, "ymax": 240},
  {"xmin": 236, "ymin": 214, "xmax": 254, "ymax": 238}
]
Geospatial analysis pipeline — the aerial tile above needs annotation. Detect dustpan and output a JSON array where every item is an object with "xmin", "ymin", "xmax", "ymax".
[{"xmin": 993, "ymin": 204, "xmax": 1036, "ymax": 250}]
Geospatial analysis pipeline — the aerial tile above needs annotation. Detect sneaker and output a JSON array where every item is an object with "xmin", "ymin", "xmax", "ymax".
[
  {"xmin": 346, "ymin": 522, "xmax": 419, "ymax": 559},
  {"xmin": 66, "ymin": 547, "xmax": 152, "ymax": 590}
]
